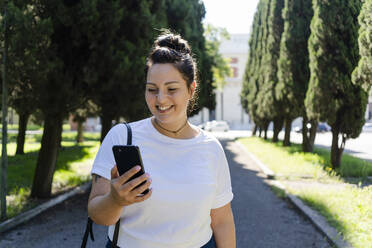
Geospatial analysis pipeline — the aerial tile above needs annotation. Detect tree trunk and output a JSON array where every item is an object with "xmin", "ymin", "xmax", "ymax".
[
  {"xmin": 301, "ymin": 116, "xmax": 311, "ymax": 152},
  {"xmin": 252, "ymin": 124, "xmax": 257, "ymax": 136},
  {"xmin": 76, "ymin": 120, "xmax": 84, "ymax": 143},
  {"xmin": 264, "ymin": 122, "xmax": 269, "ymax": 140},
  {"xmin": 100, "ymin": 113, "xmax": 113, "ymax": 143},
  {"xmin": 309, "ymin": 121, "xmax": 318, "ymax": 152},
  {"xmin": 258, "ymin": 128, "xmax": 262, "ymax": 138},
  {"xmin": 16, "ymin": 112, "xmax": 29, "ymax": 155},
  {"xmin": 330, "ymin": 128, "xmax": 345, "ymax": 169},
  {"xmin": 283, "ymin": 118, "xmax": 292, "ymax": 146},
  {"xmin": 273, "ymin": 118, "xmax": 284, "ymax": 143},
  {"xmin": 302, "ymin": 116, "xmax": 318, "ymax": 152},
  {"xmin": 31, "ymin": 114, "xmax": 63, "ymax": 198}
]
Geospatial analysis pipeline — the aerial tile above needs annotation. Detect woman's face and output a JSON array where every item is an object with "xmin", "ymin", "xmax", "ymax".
[{"xmin": 145, "ymin": 63, "xmax": 194, "ymax": 126}]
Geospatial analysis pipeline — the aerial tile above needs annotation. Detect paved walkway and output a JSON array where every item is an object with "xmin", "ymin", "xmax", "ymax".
[{"xmin": 0, "ymin": 138, "xmax": 331, "ymax": 247}]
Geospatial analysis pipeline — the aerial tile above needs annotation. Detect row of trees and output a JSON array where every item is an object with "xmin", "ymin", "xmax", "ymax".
[
  {"xmin": 0, "ymin": 0, "xmax": 223, "ymax": 199},
  {"xmin": 241, "ymin": 0, "xmax": 372, "ymax": 169}
]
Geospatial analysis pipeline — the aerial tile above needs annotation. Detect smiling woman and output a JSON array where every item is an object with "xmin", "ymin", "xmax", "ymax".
[
  {"xmin": 87, "ymin": 31, "xmax": 236, "ymax": 248},
  {"xmin": 145, "ymin": 64, "xmax": 195, "ymax": 137}
]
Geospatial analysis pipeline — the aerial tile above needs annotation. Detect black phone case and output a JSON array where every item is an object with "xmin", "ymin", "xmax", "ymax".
[{"xmin": 112, "ymin": 145, "xmax": 149, "ymax": 194}]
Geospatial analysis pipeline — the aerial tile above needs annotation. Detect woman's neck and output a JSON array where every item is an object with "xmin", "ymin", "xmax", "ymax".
[{"xmin": 151, "ymin": 117, "xmax": 199, "ymax": 139}]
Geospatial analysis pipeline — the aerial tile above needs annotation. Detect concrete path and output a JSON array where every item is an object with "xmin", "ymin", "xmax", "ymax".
[{"xmin": 0, "ymin": 138, "xmax": 331, "ymax": 248}]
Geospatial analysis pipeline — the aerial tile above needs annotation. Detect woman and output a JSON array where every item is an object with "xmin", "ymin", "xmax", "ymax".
[{"xmin": 88, "ymin": 31, "xmax": 236, "ymax": 248}]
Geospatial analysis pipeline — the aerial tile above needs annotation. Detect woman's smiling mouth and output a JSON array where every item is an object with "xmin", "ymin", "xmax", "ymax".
[{"xmin": 156, "ymin": 105, "xmax": 173, "ymax": 113}]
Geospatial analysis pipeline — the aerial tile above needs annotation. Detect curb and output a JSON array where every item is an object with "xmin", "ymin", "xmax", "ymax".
[
  {"xmin": 236, "ymin": 141, "xmax": 353, "ymax": 248},
  {"xmin": 0, "ymin": 182, "xmax": 91, "ymax": 233}
]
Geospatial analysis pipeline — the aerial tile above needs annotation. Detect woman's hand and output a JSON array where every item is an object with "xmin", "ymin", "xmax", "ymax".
[{"xmin": 109, "ymin": 165, "xmax": 153, "ymax": 206}]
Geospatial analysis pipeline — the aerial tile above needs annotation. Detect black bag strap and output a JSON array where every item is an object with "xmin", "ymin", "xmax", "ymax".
[
  {"xmin": 81, "ymin": 217, "xmax": 94, "ymax": 248},
  {"xmin": 112, "ymin": 122, "xmax": 132, "ymax": 247},
  {"xmin": 81, "ymin": 122, "xmax": 132, "ymax": 248},
  {"xmin": 124, "ymin": 122, "xmax": 132, "ymax": 145}
]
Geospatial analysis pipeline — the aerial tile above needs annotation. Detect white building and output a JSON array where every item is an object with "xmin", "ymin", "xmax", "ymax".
[
  {"xmin": 190, "ymin": 34, "xmax": 250, "ymax": 129},
  {"xmin": 367, "ymin": 89, "xmax": 372, "ymax": 121}
]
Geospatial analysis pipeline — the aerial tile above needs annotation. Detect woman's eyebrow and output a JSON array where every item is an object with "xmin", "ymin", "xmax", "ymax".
[{"xmin": 146, "ymin": 81, "xmax": 180, "ymax": 85}]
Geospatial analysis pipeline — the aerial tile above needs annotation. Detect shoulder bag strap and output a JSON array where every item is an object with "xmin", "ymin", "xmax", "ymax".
[
  {"xmin": 81, "ymin": 123, "xmax": 132, "ymax": 248},
  {"xmin": 81, "ymin": 217, "xmax": 94, "ymax": 248},
  {"xmin": 112, "ymin": 122, "xmax": 132, "ymax": 247}
]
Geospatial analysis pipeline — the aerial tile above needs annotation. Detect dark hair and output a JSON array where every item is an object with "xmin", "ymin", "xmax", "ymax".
[{"xmin": 146, "ymin": 31, "xmax": 198, "ymax": 114}]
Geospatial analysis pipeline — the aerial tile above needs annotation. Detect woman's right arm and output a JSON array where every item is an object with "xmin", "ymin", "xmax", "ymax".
[{"xmin": 87, "ymin": 165, "xmax": 152, "ymax": 226}]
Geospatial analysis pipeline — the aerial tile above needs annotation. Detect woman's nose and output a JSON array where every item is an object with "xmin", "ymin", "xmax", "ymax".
[{"xmin": 156, "ymin": 91, "xmax": 167, "ymax": 102}]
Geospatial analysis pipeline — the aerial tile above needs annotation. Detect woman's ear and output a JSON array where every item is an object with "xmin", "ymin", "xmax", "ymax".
[{"xmin": 189, "ymin": 81, "xmax": 197, "ymax": 97}]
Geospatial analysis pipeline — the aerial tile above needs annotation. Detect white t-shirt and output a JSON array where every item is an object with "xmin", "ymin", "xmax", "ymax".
[{"xmin": 91, "ymin": 117, "xmax": 233, "ymax": 248}]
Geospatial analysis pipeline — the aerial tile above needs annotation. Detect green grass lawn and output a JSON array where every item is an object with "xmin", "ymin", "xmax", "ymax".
[
  {"xmin": 0, "ymin": 124, "xmax": 43, "ymax": 131},
  {"xmin": 238, "ymin": 137, "xmax": 372, "ymax": 248},
  {"xmin": 1, "ymin": 132, "xmax": 100, "ymax": 220},
  {"xmin": 0, "ymin": 123, "xmax": 70, "ymax": 131}
]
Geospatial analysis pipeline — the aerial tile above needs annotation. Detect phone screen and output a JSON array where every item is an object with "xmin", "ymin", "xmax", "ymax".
[{"xmin": 112, "ymin": 145, "xmax": 149, "ymax": 194}]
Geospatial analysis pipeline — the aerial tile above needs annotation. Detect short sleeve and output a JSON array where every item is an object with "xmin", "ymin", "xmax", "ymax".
[
  {"xmin": 212, "ymin": 144, "xmax": 234, "ymax": 209},
  {"xmin": 91, "ymin": 124, "xmax": 128, "ymax": 180}
]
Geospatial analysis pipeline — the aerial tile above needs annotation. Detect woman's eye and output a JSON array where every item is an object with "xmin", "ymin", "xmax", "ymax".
[
  {"xmin": 147, "ymin": 88, "xmax": 157, "ymax": 92},
  {"xmin": 168, "ymin": 88, "xmax": 177, "ymax": 92}
]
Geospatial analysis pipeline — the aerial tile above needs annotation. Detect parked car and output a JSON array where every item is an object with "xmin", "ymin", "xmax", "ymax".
[
  {"xmin": 294, "ymin": 122, "xmax": 330, "ymax": 133},
  {"xmin": 197, "ymin": 122, "xmax": 208, "ymax": 130},
  {"xmin": 362, "ymin": 122, "xmax": 372, "ymax": 132},
  {"xmin": 204, "ymin": 121, "xmax": 229, "ymax": 132},
  {"xmin": 294, "ymin": 126, "xmax": 302, "ymax": 133},
  {"xmin": 317, "ymin": 122, "xmax": 331, "ymax": 132}
]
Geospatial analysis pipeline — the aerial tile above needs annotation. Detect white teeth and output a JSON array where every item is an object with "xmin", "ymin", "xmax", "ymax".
[{"xmin": 158, "ymin": 106, "xmax": 172, "ymax": 111}]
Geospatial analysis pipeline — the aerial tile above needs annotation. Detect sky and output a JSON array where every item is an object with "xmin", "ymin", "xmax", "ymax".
[{"xmin": 202, "ymin": 0, "xmax": 260, "ymax": 34}]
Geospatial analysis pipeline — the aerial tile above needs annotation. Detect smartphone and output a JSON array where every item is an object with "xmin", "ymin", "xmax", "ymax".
[{"xmin": 112, "ymin": 145, "xmax": 149, "ymax": 195}]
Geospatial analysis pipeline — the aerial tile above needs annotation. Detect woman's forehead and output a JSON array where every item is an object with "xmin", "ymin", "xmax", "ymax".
[{"xmin": 146, "ymin": 64, "xmax": 185, "ymax": 84}]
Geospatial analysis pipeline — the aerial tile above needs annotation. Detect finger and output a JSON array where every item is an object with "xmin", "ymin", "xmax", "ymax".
[
  {"xmin": 122, "ymin": 173, "xmax": 149, "ymax": 191},
  {"xmin": 131, "ymin": 178, "xmax": 152, "ymax": 196},
  {"xmin": 115, "ymin": 165, "xmax": 141, "ymax": 185},
  {"xmin": 111, "ymin": 165, "xmax": 119, "ymax": 179},
  {"xmin": 134, "ymin": 188, "xmax": 153, "ymax": 202}
]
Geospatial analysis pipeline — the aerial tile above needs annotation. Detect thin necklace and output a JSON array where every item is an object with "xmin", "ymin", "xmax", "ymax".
[{"xmin": 153, "ymin": 118, "xmax": 188, "ymax": 135}]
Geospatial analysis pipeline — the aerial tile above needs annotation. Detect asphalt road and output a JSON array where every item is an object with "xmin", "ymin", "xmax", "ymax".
[{"xmin": 0, "ymin": 138, "xmax": 331, "ymax": 248}]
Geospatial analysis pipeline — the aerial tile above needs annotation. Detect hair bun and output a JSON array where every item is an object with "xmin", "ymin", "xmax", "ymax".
[{"xmin": 155, "ymin": 32, "xmax": 191, "ymax": 55}]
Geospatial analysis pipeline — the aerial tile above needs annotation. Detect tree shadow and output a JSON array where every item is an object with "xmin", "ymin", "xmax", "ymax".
[
  {"xmin": 294, "ymin": 193, "xmax": 353, "ymax": 248},
  {"xmin": 242, "ymin": 136, "xmax": 372, "ymax": 187},
  {"xmin": 218, "ymin": 138, "xmax": 333, "ymax": 247},
  {"xmin": 6, "ymin": 144, "xmax": 93, "ymax": 195}
]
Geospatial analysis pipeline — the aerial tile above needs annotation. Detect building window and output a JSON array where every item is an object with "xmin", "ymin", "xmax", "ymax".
[
  {"xmin": 231, "ymin": 67, "xmax": 238, "ymax": 78},
  {"xmin": 230, "ymin": 57, "xmax": 238, "ymax": 64}
]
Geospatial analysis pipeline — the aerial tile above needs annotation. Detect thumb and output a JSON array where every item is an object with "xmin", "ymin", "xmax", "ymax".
[{"xmin": 111, "ymin": 165, "xmax": 119, "ymax": 179}]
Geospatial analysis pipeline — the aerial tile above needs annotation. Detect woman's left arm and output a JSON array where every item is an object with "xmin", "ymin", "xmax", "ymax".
[{"xmin": 211, "ymin": 203, "xmax": 236, "ymax": 248}]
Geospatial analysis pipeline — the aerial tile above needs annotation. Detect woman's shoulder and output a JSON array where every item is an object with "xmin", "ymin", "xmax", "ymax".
[
  {"xmin": 197, "ymin": 129, "xmax": 224, "ymax": 151},
  {"xmin": 106, "ymin": 118, "xmax": 150, "ymax": 140},
  {"xmin": 110, "ymin": 118, "xmax": 149, "ymax": 131}
]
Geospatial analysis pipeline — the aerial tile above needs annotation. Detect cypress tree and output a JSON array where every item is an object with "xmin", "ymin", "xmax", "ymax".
[
  {"xmin": 306, "ymin": 0, "xmax": 363, "ymax": 169},
  {"xmin": 241, "ymin": 0, "xmax": 271, "ymax": 137},
  {"xmin": 257, "ymin": 0, "xmax": 285, "ymax": 142},
  {"xmin": 276, "ymin": 0, "xmax": 314, "ymax": 147},
  {"xmin": 86, "ymin": 0, "xmax": 166, "ymax": 142},
  {"xmin": 1, "ymin": 1, "xmax": 51, "ymax": 155},
  {"xmin": 241, "ymin": 2, "xmax": 262, "ymax": 135},
  {"xmin": 352, "ymin": 0, "xmax": 372, "ymax": 92},
  {"xmin": 30, "ymin": 0, "xmax": 98, "ymax": 198}
]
